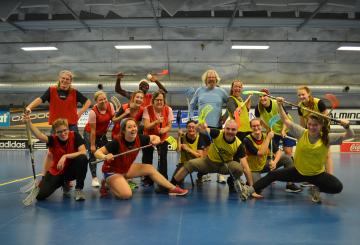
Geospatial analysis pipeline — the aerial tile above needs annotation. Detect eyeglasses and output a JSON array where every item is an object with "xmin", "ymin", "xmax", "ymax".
[
  {"xmin": 56, "ymin": 128, "xmax": 69, "ymax": 134},
  {"xmin": 154, "ymin": 99, "xmax": 164, "ymax": 102}
]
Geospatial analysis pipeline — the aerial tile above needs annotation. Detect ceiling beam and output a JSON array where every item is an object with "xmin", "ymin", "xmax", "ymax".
[
  {"xmin": 227, "ymin": 0, "xmax": 241, "ymax": 29},
  {"xmin": 297, "ymin": 0, "xmax": 328, "ymax": 31},
  {"xmin": 57, "ymin": 0, "xmax": 91, "ymax": 32},
  {"xmin": 1, "ymin": 17, "xmax": 359, "ymax": 32},
  {"xmin": 0, "ymin": 0, "xmax": 25, "ymax": 33},
  {"xmin": 2, "ymin": 19, "xmax": 26, "ymax": 33},
  {"xmin": 147, "ymin": 0, "xmax": 162, "ymax": 34}
]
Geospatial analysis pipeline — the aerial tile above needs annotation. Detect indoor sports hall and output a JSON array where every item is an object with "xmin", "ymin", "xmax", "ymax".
[{"xmin": 1, "ymin": 1, "xmax": 360, "ymax": 244}]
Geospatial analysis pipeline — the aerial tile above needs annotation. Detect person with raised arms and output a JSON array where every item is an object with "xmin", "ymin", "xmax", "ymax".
[
  {"xmin": 249, "ymin": 98, "xmax": 354, "ymax": 203},
  {"xmin": 297, "ymin": 86, "xmax": 334, "ymax": 183},
  {"xmin": 115, "ymin": 73, "xmax": 167, "ymax": 107}
]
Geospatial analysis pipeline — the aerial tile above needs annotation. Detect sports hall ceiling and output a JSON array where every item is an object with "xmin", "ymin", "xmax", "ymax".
[{"xmin": 0, "ymin": 0, "xmax": 360, "ymax": 106}]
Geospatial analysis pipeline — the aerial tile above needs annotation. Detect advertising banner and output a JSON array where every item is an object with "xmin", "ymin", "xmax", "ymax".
[
  {"xmin": 0, "ymin": 110, "xmax": 11, "ymax": 127},
  {"xmin": 0, "ymin": 139, "xmax": 28, "ymax": 150},
  {"xmin": 171, "ymin": 110, "xmax": 199, "ymax": 128},
  {"xmin": 340, "ymin": 142, "xmax": 360, "ymax": 153}
]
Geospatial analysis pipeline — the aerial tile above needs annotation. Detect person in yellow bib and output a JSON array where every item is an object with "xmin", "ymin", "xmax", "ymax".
[
  {"xmin": 243, "ymin": 118, "xmax": 302, "ymax": 193},
  {"xmin": 171, "ymin": 119, "xmax": 210, "ymax": 187},
  {"xmin": 251, "ymin": 97, "xmax": 354, "ymax": 203},
  {"xmin": 171, "ymin": 120, "xmax": 254, "ymax": 195},
  {"xmin": 297, "ymin": 86, "xmax": 327, "ymax": 127},
  {"xmin": 255, "ymin": 88, "xmax": 296, "ymax": 157},
  {"xmin": 226, "ymin": 80, "xmax": 252, "ymax": 141},
  {"xmin": 297, "ymin": 86, "xmax": 334, "ymax": 180}
]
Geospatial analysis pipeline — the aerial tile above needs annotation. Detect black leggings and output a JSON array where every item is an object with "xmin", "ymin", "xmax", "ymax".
[
  {"xmin": 83, "ymin": 132, "xmax": 108, "ymax": 177},
  {"xmin": 36, "ymin": 155, "xmax": 88, "ymax": 200},
  {"xmin": 142, "ymin": 141, "xmax": 169, "ymax": 179},
  {"xmin": 253, "ymin": 166, "xmax": 343, "ymax": 194}
]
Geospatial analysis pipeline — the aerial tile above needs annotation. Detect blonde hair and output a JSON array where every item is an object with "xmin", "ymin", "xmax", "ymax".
[
  {"xmin": 130, "ymin": 90, "xmax": 145, "ymax": 102},
  {"xmin": 94, "ymin": 90, "xmax": 107, "ymax": 102},
  {"xmin": 201, "ymin": 69, "xmax": 221, "ymax": 84},
  {"xmin": 230, "ymin": 80, "xmax": 243, "ymax": 96},
  {"xmin": 52, "ymin": 118, "xmax": 69, "ymax": 132},
  {"xmin": 57, "ymin": 70, "xmax": 73, "ymax": 89}
]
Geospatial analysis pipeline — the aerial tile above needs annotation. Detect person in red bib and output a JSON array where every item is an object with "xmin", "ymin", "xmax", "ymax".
[
  {"xmin": 112, "ymin": 90, "xmax": 145, "ymax": 139},
  {"xmin": 94, "ymin": 118, "xmax": 188, "ymax": 199},
  {"xmin": 24, "ymin": 70, "xmax": 91, "ymax": 189},
  {"xmin": 25, "ymin": 117, "xmax": 88, "ymax": 201},
  {"xmin": 115, "ymin": 73, "xmax": 167, "ymax": 107},
  {"xmin": 141, "ymin": 91, "xmax": 174, "ymax": 191},
  {"xmin": 25, "ymin": 70, "xmax": 91, "ymax": 132},
  {"xmin": 83, "ymin": 91, "xmax": 115, "ymax": 187}
]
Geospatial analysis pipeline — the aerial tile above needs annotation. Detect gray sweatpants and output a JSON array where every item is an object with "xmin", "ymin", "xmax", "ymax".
[{"xmin": 184, "ymin": 156, "xmax": 244, "ymax": 179}]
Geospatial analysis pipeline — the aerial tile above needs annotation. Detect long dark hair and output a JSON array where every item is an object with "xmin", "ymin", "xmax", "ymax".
[{"xmin": 308, "ymin": 114, "xmax": 329, "ymax": 145}]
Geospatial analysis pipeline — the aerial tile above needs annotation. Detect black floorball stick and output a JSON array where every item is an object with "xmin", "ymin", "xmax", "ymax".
[
  {"xmin": 90, "ymin": 144, "xmax": 153, "ymax": 165},
  {"xmin": 176, "ymin": 110, "xmax": 194, "ymax": 187},
  {"xmin": 199, "ymin": 105, "xmax": 250, "ymax": 201},
  {"xmin": 205, "ymin": 131, "xmax": 250, "ymax": 201}
]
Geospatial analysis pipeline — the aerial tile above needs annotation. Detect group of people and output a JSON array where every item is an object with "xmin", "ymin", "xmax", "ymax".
[{"xmin": 23, "ymin": 69, "xmax": 354, "ymax": 204}]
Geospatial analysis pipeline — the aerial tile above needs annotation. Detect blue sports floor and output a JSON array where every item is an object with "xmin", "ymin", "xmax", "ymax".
[{"xmin": 1, "ymin": 150, "xmax": 360, "ymax": 245}]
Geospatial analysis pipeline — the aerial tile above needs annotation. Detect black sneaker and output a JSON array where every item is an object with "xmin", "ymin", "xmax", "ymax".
[
  {"xmin": 155, "ymin": 185, "xmax": 168, "ymax": 194},
  {"xmin": 141, "ymin": 176, "xmax": 154, "ymax": 187},
  {"xmin": 227, "ymin": 176, "xmax": 236, "ymax": 193},
  {"xmin": 285, "ymin": 183, "xmax": 303, "ymax": 193},
  {"xmin": 62, "ymin": 183, "xmax": 71, "ymax": 198}
]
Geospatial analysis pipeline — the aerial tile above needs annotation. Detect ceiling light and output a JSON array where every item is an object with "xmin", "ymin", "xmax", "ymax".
[
  {"xmin": 21, "ymin": 47, "xmax": 58, "ymax": 51},
  {"xmin": 337, "ymin": 46, "xmax": 360, "ymax": 51},
  {"xmin": 231, "ymin": 45, "xmax": 269, "ymax": 50},
  {"xmin": 114, "ymin": 45, "xmax": 152, "ymax": 50}
]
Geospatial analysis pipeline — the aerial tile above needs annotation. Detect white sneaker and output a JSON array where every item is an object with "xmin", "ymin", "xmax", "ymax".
[
  {"xmin": 92, "ymin": 177, "xmax": 100, "ymax": 187},
  {"xmin": 217, "ymin": 174, "xmax": 226, "ymax": 184},
  {"xmin": 203, "ymin": 174, "xmax": 211, "ymax": 182},
  {"xmin": 74, "ymin": 189, "xmax": 86, "ymax": 201}
]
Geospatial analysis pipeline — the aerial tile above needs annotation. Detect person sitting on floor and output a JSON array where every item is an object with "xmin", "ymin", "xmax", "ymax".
[{"xmin": 94, "ymin": 118, "xmax": 188, "ymax": 199}]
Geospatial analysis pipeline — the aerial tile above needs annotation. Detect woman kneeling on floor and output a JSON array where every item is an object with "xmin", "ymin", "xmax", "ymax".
[
  {"xmin": 94, "ymin": 118, "xmax": 188, "ymax": 199},
  {"xmin": 251, "ymin": 97, "xmax": 354, "ymax": 203},
  {"xmin": 25, "ymin": 117, "xmax": 88, "ymax": 201}
]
